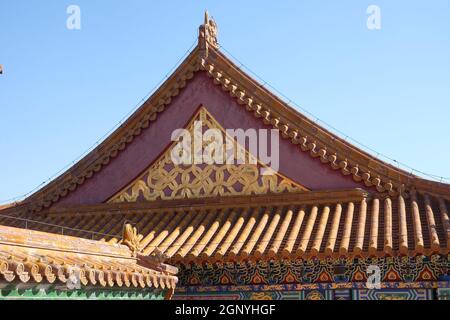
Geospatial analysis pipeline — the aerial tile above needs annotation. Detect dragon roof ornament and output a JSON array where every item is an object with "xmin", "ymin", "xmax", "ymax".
[{"xmin": 198, "ymin": 10, "xmax": 219, "ymax": 57}]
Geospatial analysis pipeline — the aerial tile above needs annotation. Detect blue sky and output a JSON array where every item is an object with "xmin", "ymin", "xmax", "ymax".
[{"xmin": 0, "ymin": 1, "xmax": 449, "ymax": 203}]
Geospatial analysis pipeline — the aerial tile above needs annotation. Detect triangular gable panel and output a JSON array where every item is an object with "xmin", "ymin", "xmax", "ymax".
[
  {"xmin": 108, "ymin": 107, "xmax": 307, "ymax": 203},
  {"xmin": 52, "ymin": 71, "xmax": 360, "ymax": 208}
]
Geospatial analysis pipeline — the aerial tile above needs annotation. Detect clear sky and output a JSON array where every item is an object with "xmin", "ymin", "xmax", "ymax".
[{"xmin": 0, "ymin": 1, "xmax": 449, "ymax": 204}]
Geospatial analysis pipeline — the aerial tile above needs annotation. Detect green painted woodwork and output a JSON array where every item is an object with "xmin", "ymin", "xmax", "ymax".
[{"xmin": 0, "ymin": 284, "xmax": 166, "ymax": 300}]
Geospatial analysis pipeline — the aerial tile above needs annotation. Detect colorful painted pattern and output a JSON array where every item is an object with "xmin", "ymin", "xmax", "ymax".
[
  {"xmin": 174, "ymin": 290, "xmax": 331, "ymax": 300},
  {"xmin": 177, "ymin": 255, "xmax": 450, "ymax": 287},
  {"xmin": 437, "ymin": 288, "xmax": 450, "ymax": 300},
  {"xmin": 353, "ymin": 289, "xmax": 433, "ymax": 300},
  {"xmin": 174, "ymin": 289, "xmax": 435, "ymax": 300},
  {"xmin": 0, "ymin": 285, "xmax": 166, "ymax": 300}
]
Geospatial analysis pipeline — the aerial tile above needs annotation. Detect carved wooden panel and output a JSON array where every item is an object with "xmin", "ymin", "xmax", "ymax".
[{"xmin": 109, "ymin": 107, "xmax": 306, "ymax": 203}]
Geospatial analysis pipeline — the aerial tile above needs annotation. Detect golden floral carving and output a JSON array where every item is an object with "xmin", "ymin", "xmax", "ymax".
[{"xmin": 109, "ymin": 107, "xmax": 306, "ymax": 203}]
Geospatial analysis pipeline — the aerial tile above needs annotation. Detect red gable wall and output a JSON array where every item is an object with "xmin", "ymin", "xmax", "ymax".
[{"xmin": 56, "ymin": 72, "xmax": 361, "ymax": 207}]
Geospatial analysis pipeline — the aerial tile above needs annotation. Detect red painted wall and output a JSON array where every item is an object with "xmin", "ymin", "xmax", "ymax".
[{"xmin": 57, "ymin": 72, "xmax": 361, "ymax": 206}]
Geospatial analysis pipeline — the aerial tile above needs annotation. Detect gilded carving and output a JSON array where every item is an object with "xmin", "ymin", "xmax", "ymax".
[
  {"xmin": 199, "ymin": 11, "xmax": 219, "ymax": 50},
  {"xmin": 109, "ymin": 107, "xmax": 306, "ymax": 203},
  {"xmin": 122, "ymin": 224, "xmax": 144, "ymax": 257}
]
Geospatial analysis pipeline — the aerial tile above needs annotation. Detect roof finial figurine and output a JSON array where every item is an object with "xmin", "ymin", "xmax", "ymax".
[
  {"xmin": 122, "ymin": 223, "xmax": 143, "ymax": 257},
  {"xmin": 198, "ymin": 10, "xmax": 219, "ymax": 57}
]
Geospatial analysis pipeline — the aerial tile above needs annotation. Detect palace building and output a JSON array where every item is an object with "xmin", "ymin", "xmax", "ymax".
[{"xmin": 1, "ymin": 12, "xmax": 449, "ymax": 300}]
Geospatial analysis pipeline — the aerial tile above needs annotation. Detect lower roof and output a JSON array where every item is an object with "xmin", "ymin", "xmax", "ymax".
[
  {"xmin": 1, "ymin": 189, "xmax": 448, "ymax": 264},
  {"xmin": 0, "ymin": 224, "xmax": 178, "ymax": 291}
]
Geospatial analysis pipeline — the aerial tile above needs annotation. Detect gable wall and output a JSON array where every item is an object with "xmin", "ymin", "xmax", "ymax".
[{"xmin": 56, "ymin": 72, "xmax": 361, "ymax": 207}]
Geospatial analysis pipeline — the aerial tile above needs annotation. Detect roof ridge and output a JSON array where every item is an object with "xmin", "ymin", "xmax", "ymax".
[
  {"xmin": 199, "ymin": 47, "xmax": 450, "ymax": 197},
  {"xmin": 0, "ymin": 224, "xmax": 131, "ymax": 258}
]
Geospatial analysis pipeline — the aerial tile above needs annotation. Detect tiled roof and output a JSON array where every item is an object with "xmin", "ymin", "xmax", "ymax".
[
  {"xmin": 6, "ymin": 14, "xmax": 448, "ymax": 216},
  {"xmin": 2, "ymin": 190, "xmax": 448, "ymax": 264},
  {"xmin": 0, "ymin": 224, "xmax": 178, "ymax": 290}
]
